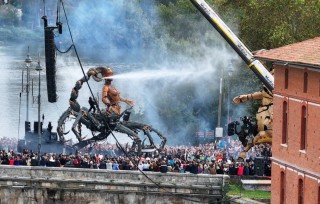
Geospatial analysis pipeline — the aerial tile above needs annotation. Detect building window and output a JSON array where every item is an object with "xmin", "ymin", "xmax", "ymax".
[
  {"xmin": 280, "ymin": 172, "xmax": 286, "ymax": 204},
  {"xmin": 303, "ymin": 72, "xmax": 308, "ymax": 93},
  {"xmin": 282, "ymin": 101, "xmax": 288, "ymax": 144},
  {"xmin": 298, "ymin": 179, "xmax": 304, "ymax": 204},
  {"xmin": 300, "ymin": 106, "xmax": 307, "ymax": 150},
  {"xmin": 285, "ymin": 68, "xmax": 289, "ymax": 89}
]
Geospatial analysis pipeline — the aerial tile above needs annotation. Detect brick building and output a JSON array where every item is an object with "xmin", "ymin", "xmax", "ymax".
[{"xmin": 254, "ymin": 37, "xmax": 320, "ymax": 204}]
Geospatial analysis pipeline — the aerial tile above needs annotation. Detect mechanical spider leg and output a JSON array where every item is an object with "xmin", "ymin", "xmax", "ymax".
[
  {"xmin": 141, "ymin": 126, "xmax": 155, "ymax": 149},
  {"xmin": 121, "ymin": 121, "xmax": 167, "ymax": 151},
  {"xmin": 56, "ymin": 108, "xmax": 71, "ymax": 142},
  {"xmin": 114, "ymin": 123, "xmax": 142, "ymax": 156},
  {"xmin": 72, "ymin": 111, "xmax": 85, "ymax": 142},
  {"xmin": 151, "ymin": 128, "xmax": 167, "ymax": 151}
]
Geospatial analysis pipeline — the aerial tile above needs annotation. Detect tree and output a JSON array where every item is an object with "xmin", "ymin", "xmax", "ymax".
[
  {"xmin": 0, "ymin": 4, "xmax": 20, "ymax": 26},
  {"xmin": 227, "ymin": 0, "xmax": 320, "ymax": 50}
]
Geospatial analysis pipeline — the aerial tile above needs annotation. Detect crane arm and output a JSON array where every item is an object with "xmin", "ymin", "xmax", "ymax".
[{"xmin": 190, "ymin": 0, "xmax": 274, "ymax": 91}]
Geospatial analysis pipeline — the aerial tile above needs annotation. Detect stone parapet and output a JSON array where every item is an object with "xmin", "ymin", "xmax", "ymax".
[{"xmin": 0, "ymin": 166, "xmax": 229, "ymax": 204}]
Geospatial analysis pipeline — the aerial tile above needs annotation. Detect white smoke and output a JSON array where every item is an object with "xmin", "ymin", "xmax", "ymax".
[
  {"xmin": 2, "ymin": 1, "xmax": 254, "ymax": 147},
  {"xmin": 52, "ymin": 0, "xmax": 242, "ymax": 145}
]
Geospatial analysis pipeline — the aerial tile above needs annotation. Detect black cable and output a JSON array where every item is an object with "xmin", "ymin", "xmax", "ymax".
[
  {"xmin": 59, "ymin": 1, "xmax": 212, "ymax": 203},
  {"xmin": 55, "ymin": 44, "xmax": 74, "ymax": 54}
]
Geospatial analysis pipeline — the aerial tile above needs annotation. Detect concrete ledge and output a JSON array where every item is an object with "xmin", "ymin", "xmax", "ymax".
[
  {"xmin": 231, "ymin": 197, "xmax": 269, "ymax": 204},
  {"xmin": 0, "ymin": 165, "xmax": 229, "ymax": 204},
  {"xmin": 241, "ymin": 180, "xmax": 271, "ymax": 191}
]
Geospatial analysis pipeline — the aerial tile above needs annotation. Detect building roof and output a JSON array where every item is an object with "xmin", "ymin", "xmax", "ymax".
[{"xmin": 254, "ymin": 37, "xmax": 320, "ymax": 68}]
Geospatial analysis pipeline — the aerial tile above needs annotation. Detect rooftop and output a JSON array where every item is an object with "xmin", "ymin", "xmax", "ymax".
[{"xmin": 254, "ymin": 37, "xmax": 320, "ymax": 68}]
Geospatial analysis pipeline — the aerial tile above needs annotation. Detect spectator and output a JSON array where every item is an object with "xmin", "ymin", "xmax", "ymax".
[
  {"xmin": 112, "ymin": 161, "xmax": 119, "ymax": 170},
  {"xmin": 31, "ymin": 157, "xmax": 39, "ymax": 166},
  {"xmin": 138, "ymin": 161, "xmax": 144, "ymax": 171},
  {"xmin": 208, "ymin": 163, "xmax": 217, "ymax": 175},
  {"xmin": 106, "ymin": 160, "xmax": 112, "ymax": 170},
  {"xmin": 142, "ymin": 161, "xmax": 150, "ymax": 171},
  {"xmin": 237, "ymin": 163, "xmax": 244, "ymax": 176},
  {"xmin": 99, "ymin": 159, "xmax": 107, "ymax": 169},
  {"xmin": 0, "ymin": 136, "xmax": 271, "ymax": 178},
  {"xmin": 160, "ymin": 161, "xmax": 168, "ymax": 173}
]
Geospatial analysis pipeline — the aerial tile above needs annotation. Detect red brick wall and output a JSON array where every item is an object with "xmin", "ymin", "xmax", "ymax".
[
  {"xmin": 272, "ymin": 64, "xmax": 320, "ymax": 203},
  {"xmin": 274, "ymin": 65, "xmax": 320, "ymax": 102},
  {"xmin": 272, "ymin": 163, "xmax": 319, "ymax": 204},
  {"xmin": 271, "ymin": 164, "xmax": 282, "ymax": 204}
]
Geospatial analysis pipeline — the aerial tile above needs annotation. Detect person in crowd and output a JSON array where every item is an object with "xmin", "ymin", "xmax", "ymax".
[
  {"xmin": 112, "ymin": 160, "xmax": 119, "ymax": 170},
  {"xmin": 99, "ymin": 159, "xmax": 107, "ymax": 169},
  {"xmin": 208, "ymin": 162, "xmax": 217, "ymax": 175},
  {"xmin": 190, "ymin": 160, "xmax": 199, "ymax": 174},
  {"xmin": 237, "ymin": 162, "xmax": 244, "ymax": 176},
  {"xmin": 160, "ymin": 161, "xmax": 168, "ymax": 173},
  {"xmin": 106, "ymin": 159, "xmax": 113, "ymax": 170},
  {"xmin": 142, "ymin": 161, "xmax": 150, "ymax": 171},
  {"xmin": 0, "ymin": 136, "xmax": 272, "ymax": 178},
  {"xmin": 47, "ymin": 122, "xmax": 53, "ymax": 133},
  {"xmin": 88, "ymin": 97, "xmax": 96, "ymax": 113},
  {"xmin": 243, "ymin": 163, "xmax": 250, "ymax": 176},
  {"xmin": 31, "ymin": 156, "xmax": 38, "ymax": 166},
  {"xmin": 138, "ymin": 161, "xmax": 144, "ymax": 171}
]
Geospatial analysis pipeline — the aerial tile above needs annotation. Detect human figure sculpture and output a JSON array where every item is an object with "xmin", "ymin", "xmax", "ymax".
[
  {"xmin": 100, "ymin": 68, "xmax": 134, "ymax": 115},
  {"xmin": 233, "ymin": 69, "xmax": 274, "ymax": 159}
]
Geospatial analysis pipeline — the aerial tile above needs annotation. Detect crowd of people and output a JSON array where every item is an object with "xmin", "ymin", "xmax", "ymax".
[{"xmin": 0, "ymin": 136, "xmax": 272, "ymax": 176}]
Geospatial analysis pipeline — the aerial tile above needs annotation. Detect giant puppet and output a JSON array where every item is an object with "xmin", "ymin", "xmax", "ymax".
[
  {"xmin": 57, "ymin": 67, "xmax": 166, "ymax": 155},
  {"xmin": 191, "ymin": 0, "xmax": 274, "ymax": 159}
]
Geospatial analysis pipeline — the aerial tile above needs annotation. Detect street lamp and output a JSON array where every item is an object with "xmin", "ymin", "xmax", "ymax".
[
  {"xmin": 227, "ymin": 62, "xmax": 234, "ymax": 124},
  {"xmin": 24, "ymin": 47, "xmax": 32, "ymax": 122},
  {"xmin": 35, "ymin": 54, "xmax": 43, "ymax": 164},
  {"xmin": 216, "ymin": 67, "xmax": 224, "ymax": 141}
]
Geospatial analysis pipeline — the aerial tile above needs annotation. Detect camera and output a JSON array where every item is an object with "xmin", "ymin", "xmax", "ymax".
[{"xmin": 227, "ymin": 116, "xmax": 258, "ymax": 147}]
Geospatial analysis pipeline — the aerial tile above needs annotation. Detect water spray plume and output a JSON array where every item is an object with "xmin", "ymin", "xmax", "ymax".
[{"xmin": 102, "ymin": 68, "xmax": 213, "ymax": 81}]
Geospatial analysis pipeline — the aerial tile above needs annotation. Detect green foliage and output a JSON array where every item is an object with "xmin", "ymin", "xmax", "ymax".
[
  {"xmin": 222, "ymin": 177, "xmax": 231, "ymax": 203},
  {"xmin": 227, "ymin": 182, "xmax": 271, "ymax": 200},
  {"xmin": 234, "ymin": 0, "xmax": 320, "ymax": 50},
  {"xmin": 156, "ymin": 0, "xmax": 220, "ymax": 55},
  {"xmin": 0, "ymin": 4, "xmax": 20, "ymax": 26}
]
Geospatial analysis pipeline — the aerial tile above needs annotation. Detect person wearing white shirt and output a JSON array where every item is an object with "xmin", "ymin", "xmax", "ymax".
[
  {"xmin": 142, "ymin": 161, "xmax": 150, "ymax": 171},
  {"xmin": 106, "ymin": 160, "xmax": 113, "ymax": 170},
  {"xmin": 138, "ymin": 162, "xmax": 144, "ymax": 171}
]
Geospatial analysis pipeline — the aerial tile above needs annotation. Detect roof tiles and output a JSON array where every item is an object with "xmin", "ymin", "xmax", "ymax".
[{"xmin": 254, "ymin": 37, "xmax": 320, "ymax": 67}]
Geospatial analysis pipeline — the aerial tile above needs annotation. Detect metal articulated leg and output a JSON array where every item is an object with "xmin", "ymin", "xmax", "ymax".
[
  {"xmin": 86, "ymin": 112, "xmax": 102, "ymax": 130},
  {"xmin": 148, "ymin": 127, "xmax": 167, "ymax": 150},
  {"xmin": 72, "ymin": 112, "xmax": 84, "ymax": 142},
  {"xmin": 142, "ymin": 126, "xmax": 155, "ymax": 148},
  {"xmin": 114, "ymin": 123, "xmax": 142, "ymax": 155},
  {"xmin": 121, "ymin": 121, "xmax": 167, "ymax": 151},
  {"xmin": 56, "ymin": 108, "xmax": 71, "ymax": 142}
]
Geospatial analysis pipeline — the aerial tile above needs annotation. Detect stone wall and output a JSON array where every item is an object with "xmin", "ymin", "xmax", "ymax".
[{"xmin": 0, "ymin": 166, "xmax": 229, "ymax": 204}]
